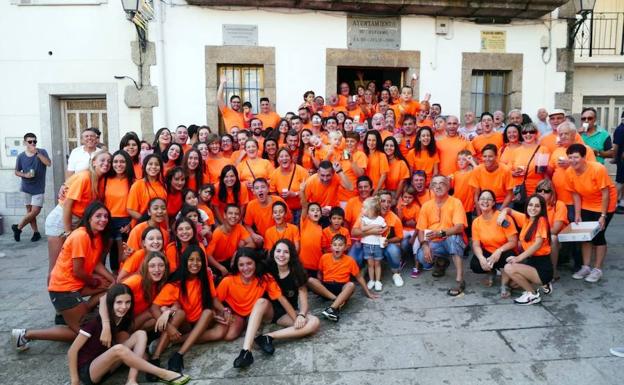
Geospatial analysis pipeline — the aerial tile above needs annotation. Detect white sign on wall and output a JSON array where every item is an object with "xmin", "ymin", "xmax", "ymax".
[
  {"xmin": 223, "ymin": 24, "xmax": 258, "ymax": 46},
  {"xmin": 347, "ymin": 16, "xmax": 400, "ymax": 50}
]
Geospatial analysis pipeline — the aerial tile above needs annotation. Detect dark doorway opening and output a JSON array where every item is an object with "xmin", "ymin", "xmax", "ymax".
[{"xmin": 337, "ymin": 66, "xmax": 405, "ymax": 94}]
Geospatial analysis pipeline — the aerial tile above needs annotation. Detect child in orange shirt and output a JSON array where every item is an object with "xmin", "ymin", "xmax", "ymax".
[
  {"xmin": 264, "ymin": 201, "xmax": 300, "ymax": 252},
  {"xmin": 118, "ymin": 226, "xmax": 164, "ymax": 282},
  {"xmin": 451, "ymin": 150, "xmax": 477, "ymax": 239},
  {"xmin": 312, "ymin": 234, "xmax": 378, "ymax": 322},
  {"xmin": 396, "ymin": 187, "xmax": 421, "ymax": 277},
  {"xmin": 151, "ymin": 245, "xmax": 230, "ymax": 373},
  {"xmin": 181, "ymin": 204, "xmax": 212, "ymax": 247},
  {"xmin": 206, "ymin": 204, "xmax": 254, "ymax": 277},
  {"xmin": 321, "ymin": 207, "xmax": 351, "ymax": 253},
  {"xmin": 198, "ymin": 183, "xmax": 217, "ymax": 226}
]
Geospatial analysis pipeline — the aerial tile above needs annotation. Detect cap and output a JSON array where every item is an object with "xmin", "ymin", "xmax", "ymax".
[{"xmin": 549, "ymin": 109, "xmax": 565, "ymax": 117}]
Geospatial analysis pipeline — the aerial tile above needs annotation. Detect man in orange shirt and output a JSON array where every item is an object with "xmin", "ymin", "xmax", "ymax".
[
  {"xmin": 174, "ymin": 125, "xmax": 191, "ymax": 152},
  {"xmin": 436, "ymin": 115, "xmax": 474, "ymax": 176},
  {"xmin": 345, "ymin": 175, "xmax": 373, "ymax": 229},
  {"xmin": 256, "ymin": 97, "xmax": 280, "ymax": 129},
  {"xmin": 244, "ymin": 178, "xmax": 289, "ymax": 248},
  {"xmin": 298, "ymin": 106, "xmax": 312, "ymax": 129},
  {"xmin": 398, "ymin": 115, "xmax": 418, "ymax": 157},
  {"xmin": 217, "ymin": 78, "xmax": 245, "ymax": 133},
  {"xmin": 472, "ymin": 112, "xmax": 504, "ymax": 161},
  {"xmin": 337, "ymin": 82, "xmax": 351, "ymax": 107},
  {"xmin": 304, "ymin": 160, "xmax": 353, "ymax": 227},
  {"xmin": 323, "ymin": 94, "xmax": 347, "ymax": 117},
  {"xmin": 249, "ymin": 118, "xmax": 265, "ymax": 152},
  {"xmin": 290, "ymin": 116, "xmax": 303, "ymax": 133},
  {"xmin": 345, "ymin": 98, "xmax": 365, "ymax": 123},
  {"xmin": 540, "ymin": 109, "xmax": 571, "ymax": 152},
  {"xmin": 416, "ymin": 176, "xmax": 468, "ymax": 296}
]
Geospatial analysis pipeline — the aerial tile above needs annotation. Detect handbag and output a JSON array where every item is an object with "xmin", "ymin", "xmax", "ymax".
[{"xmin": 512, "ymin": 145, "xmax": 540, "ymax": 206}]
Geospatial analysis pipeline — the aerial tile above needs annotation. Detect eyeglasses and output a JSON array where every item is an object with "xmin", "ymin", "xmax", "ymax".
[
  {"xmin": 536, "ymin": 189, "xmax": 552, "ymax": 193},
  {"xmin": 522, "ymin": 130, "xmax": 537, "ymax": 135},
  {"xmin": 26, "ymin": 140, "xmax": 37, "ymax": 144},
  {"xmin": 478, "ymin": 197, "xmax": 494, "ymax": 202},
  {"xmin": 580, "ymin": 117, "xmax": 594, "ymax": 121}
]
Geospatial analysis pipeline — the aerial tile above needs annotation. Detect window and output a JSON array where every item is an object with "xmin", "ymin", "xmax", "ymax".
[
  {"xmin": 470, "ymin": 70, "xmax": 511, "ymax": 116},
  {"xmin": 583, "ymin": 96, "xmax": 624, "ymax": 131},
  {"xmin": 218, "ymin": 65, "xmax": 264, "ymax": 111},
  {"xmin": 61, "ymin": 99, "xmax": 108, "ymax": 157}
]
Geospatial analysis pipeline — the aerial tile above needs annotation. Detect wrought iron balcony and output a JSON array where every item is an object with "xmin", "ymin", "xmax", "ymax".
[{"xmin": 575, "ymin": 12, "xmax": 624, "ymax": 56}]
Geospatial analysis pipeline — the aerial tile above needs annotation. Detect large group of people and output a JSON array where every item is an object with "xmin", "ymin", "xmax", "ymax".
[{"xmin": 9, "ymin": 75, "xmax": 624, "ymax": 383}]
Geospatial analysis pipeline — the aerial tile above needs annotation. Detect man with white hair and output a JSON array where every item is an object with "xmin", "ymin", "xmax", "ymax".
[
  {"xmin": 536, "ymin": 107, "xmax": 551, "ymax": 136},
  {"xmin": 507, "ymin": 109, "xmax": 523, "ymax": 126},
  {"xmin": 493, "ymin": 110, "xmax": 506, "ymax": 132}
]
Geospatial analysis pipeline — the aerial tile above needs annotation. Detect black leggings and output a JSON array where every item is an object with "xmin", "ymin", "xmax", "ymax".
[{"xmin": 470, "ymin": 249, "xmax": 515, "ymax": 273}]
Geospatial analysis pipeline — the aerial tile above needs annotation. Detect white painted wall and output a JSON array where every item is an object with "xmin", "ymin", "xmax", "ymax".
[{"xmin": 573, "ymin": 65, "xmax": 624, "ymax": 111}]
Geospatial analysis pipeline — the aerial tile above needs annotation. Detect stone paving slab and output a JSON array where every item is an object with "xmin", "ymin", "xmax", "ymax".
[{"xmin": 0, "ymin": 216, "xmax": 623, "ymax": 384}]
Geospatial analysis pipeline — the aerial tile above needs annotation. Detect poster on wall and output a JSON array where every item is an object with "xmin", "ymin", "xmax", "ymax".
[{"xmin": 480, "ymin": 31, "xmax": 506, "ymax": 53}]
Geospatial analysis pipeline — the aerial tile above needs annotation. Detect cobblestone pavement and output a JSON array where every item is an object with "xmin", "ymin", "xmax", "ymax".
[{"xmin": 1, "ymin": 216, "xmax": 624, "ymax": 384}]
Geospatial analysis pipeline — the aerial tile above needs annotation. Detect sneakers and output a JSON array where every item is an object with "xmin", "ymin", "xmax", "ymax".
[
  {"xmin": 585, "ymin": 268, "xmax": 603, "ymax": 283},
  {"xmin": 254, "ymin": 335, "xmax": 275, "ymax": 355},
  {"xmin": 541, "ymin": 282, "xmax": 553, "ymax": 295},
  {"xmin": 11, "ymin": 224, "xmax": 21, "ymax": 242},
  {"xmin": 410, "ymin": 268, "xmax": 421, "ymax": 278},
  {"xmin": 374, "ymin": 281, "xmax": 383, "ymax": 291},
  {"xmin": 322, "ymin": 307, "xmax": 340, "ymax": 322},
  {"xmin": 31, "ymin": 232, "xmax": 41, "ymax": 242},
  {"xmin": 392, "ymin": 273, "xmax": 404, "ymax": 287},
  {"xmin": 572, "ymin": 265, "xmax": 591, "ymax": 280},
  {"xmin": 233, "ymin": 349, "xmax": 254, "ymax": 368},
  {"xmin": 513, "ymin": 291, "xmax": 541, "ymax": 305},
  {"xmin": 367, "ymin": 280, "xmax": 375, "ymax": 290},
  {"xmin": 167, "ymin": 352, "xmax": 184, "ymax": 373},
  {"xmin": 11, "ymin": 329, "xmax": 29, "ymax": 352},
  {"xmin": 609, "ymin": 346, "xmax": 624, "ymax": 357}
]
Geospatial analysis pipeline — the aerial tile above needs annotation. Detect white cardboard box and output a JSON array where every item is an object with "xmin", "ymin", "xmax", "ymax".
[{"xmin": 558, "ymin": 222, "xmax": 600, "ymax": 242}]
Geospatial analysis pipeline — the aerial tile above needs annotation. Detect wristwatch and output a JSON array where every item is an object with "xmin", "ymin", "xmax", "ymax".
[{"xmin": 438, "ymin": 230, "xmax": 447, "ymax": 237}]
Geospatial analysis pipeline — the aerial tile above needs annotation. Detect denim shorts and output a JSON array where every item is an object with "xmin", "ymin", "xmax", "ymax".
[
  {"xmin": 45, "ymin": 204, "xmax": 80, "ymax": 237},
  {"xmin": 362, "ymin": 243, "xmax": 383, "ymax": 261}
]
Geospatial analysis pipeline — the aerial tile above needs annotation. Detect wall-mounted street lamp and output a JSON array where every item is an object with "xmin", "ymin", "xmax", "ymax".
[
  {"xmin": 120, "ymin": 0, "xmax": 150, "ymax": 51},
  {"xmin": 568, "ymin": 0, "xmax": 596, "ymax": 48}
]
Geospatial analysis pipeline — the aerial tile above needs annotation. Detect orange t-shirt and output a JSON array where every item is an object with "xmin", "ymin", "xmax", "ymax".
[
  {"xmin": 451, "ymin": 169, "xmax": 476, "ymax": 213},
  {"xmin": 386, "ymin": 158, "xmax": 410, "ymax": 192},
  {"xmin": 540, "ymin": 132, "xmax": 584, "ymax": 153},
  {"xmin": 126, "ymin": 221, "xmax": 169, "ymax": 251},
  {"xmin": 244, "ymin": 196, "xmax": 290, "ymax": 237},
  {"xmin": 221, "ymin": 107, "xmax": 245, "ymax": 133},
  {"xmin": 515, "ymin": 216, "xmax": 551, "ymax": 257},
  {"xmin": 133, "ymin": 162, "xmax": 143, "ymax": 180},
  {"xmin": 366, "ymin": 150, "xmax": 389, "ymax": 189},
  {"xmin": 166, "ymin": 190, "xmax": 183, "ymax": 218},
  {"xmin": 217, "ymin": 274, "xmax": 282, "ymax": 317},
  {"xmin": 318, "ymin": 253, "xmax": 360, "ymax": 283},
  {"xmin": 103, "ymin": 177, "xmax": 131, "ymax": 218},
  {"xmin": 469, "ymin": 164, "xmax": 514, "ymax": 204},
  {"xmin": 508, "ymin": 145, "xmax": 550, "ymax": 196},
  {"xmin": 264, "ymin": 223, "xmax": 300, "ymax": 251},
  {"xmin": 416, "ymin": 196, "xmax": 467, "ymax": 232},
  {"xmin": 122, "ymin": 274, "xmax": 156, "ymax": 316},
  {"xmin": 344, "ymin": 196, "xmax": 364, "ymax": 229},
  {"xmin": 299, "ymin": 217, "xmax": 323, "ymax": 270},
  {"xmin": 391, "ymin": 101, "xmax": 420, "ymax": 124},
  {"xmin": 321, "ymin": 226, "xmax": 351, "ymax": 251},
  {"xmin": 304, "ymin": 173, "xmax": 342, "ymax": 208},
  {"xmin": 399, "ymin": 133, "xmax": 417, "ymax": 158},
  {"xmin": 337, "ymin": 95, "xmax": 349, "ymax": 107},
  {"xmin": 198, "ymin": 203, "xmax": 216, "ymax": 227},
  {"xmin": 127, "ymin": 179, "xmax": 167, "ymax": 219},
  {"xmin": 206, "ymin": 224, "xmax": 250, "ymax": 263},
  {"xmin": 119, "ymin": 249, "xmax": 147, "ymax": 277},
  {"xmin": 237, "ymin": 158, "xmax": 274, "ymax": 189},
  {"xmin": 406, "ymin": 149, "xmax": 439, "ymax": 184},
  {"xmin": 565, "ymin": 161, "xmax": 617, "ymax": 212},
  {"xmin": 346, "ymin": 107, "xmax": 365, "ymax": 123},
  {"xmin": 471, "ymin": 211, "xmax": 518, "ymax": 253},
  {"xmin": 397, "ymin": 199, "xmax": 420, "ymax": 232},
  {"xmin": 48, "ymin": 227, "xmax": 103, "ymax": 292},
  {"xmin": 269, "ymin": 165, "xmax": 309, "ymax": 210},
  {"xmin": 257, "ymin": 112, "xmax": 281, "ymax": 130},
  {"xmin": 338, "ymin": 151, "xmax": 368, "ymax": 201},
  {"xmin": 212, "ymin": 185, "xmax": 249, "ymax": 215},
  {"xmin": 547, "ymin": 200, "xmax": 569, "ymax": 228},
  {"xmin": 154, "ymin": 274, "xmax": 216, "ymax": 323},
  {"xmin": 164, "ymin": 242, "xmax": 207, "ymax": 273},
  {"xmin": 66, "ymin": 170, "xmax": 100, "ymax": 218},
  {"xmin": 472, "ymin": 132, "xmax": 504, "ymax": 161},
  {"xmin": 499, "ymin": 145, "xmax": 519, "ymax": 166},
  {"xmin": 436, "ymin": 136, "xmax": 474, "ymax": 176},
  {"xmin": 204, "ymin": 156, "xmax": 232, "ymax": 185},
  {"xmin": 549, "ymin": 145, "xmax": 596, "ymax": 205}
]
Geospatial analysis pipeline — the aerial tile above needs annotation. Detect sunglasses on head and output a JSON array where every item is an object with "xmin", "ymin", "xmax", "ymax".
[
  {"xmin": 26, "ymin": 140, "xmax": 37, "ymax": 144},
  {"xmin": 536, "ymin": 188, "xmax": 552, "ymax": 193}
]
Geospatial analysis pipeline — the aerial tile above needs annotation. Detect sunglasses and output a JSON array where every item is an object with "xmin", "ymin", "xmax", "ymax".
[
  {"xmin": 536, "ymin": 189, "xmax": 552, "ymax": 193},
  {"xmin": 522, "ymin": 130, "xmax": 537, "ymax": 135},
  {"xmin": 26, "ymin": 140, "xmax": 37, "ymax": 144},
  {"xmin": 580, "ymin": 117, "xmax": 594, "ymax": 121}
]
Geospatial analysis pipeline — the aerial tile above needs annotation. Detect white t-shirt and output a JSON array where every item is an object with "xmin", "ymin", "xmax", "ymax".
[
  {"xmin": 360, "ymin": 215, "xmax": 387, "ymax": 245},
  {"xmin": 67, "ymin": 146, "xmax": 94, "ymax": 173}
]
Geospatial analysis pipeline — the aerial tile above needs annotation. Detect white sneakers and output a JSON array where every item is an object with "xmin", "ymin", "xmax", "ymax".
[
  {"xmin": 392, "ymin": 273, "xmax": 404, "ymax": 287},
  {"xmin": 572, "ymin": 265, "xmax": 603, "ymax": 282},
  {"xmin": 11, "ymin": 328, "xmax": 29, "ymax": 352},
  {"xmin": 367, "ymin": 280, "xmax": 375, "ymax": 290},
  {"xmin": 514, "ymin": 291, "xmax": 541, "ymax": 305},
  {"xmin": 374, "ymin": 281, "xmax": 383, "ymax": 291}
]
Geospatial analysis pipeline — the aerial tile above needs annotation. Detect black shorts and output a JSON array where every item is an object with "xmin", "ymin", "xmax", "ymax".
[
  {"xmin": 580, "ymin": 209, "xmax": 614, "ymax": 246},
  {"xmin": 322, "ymin": 281, "xmax": 346, "ymax": 296},
  {"xmin": 271, "ymin": 301, "xmax": 288, "ymax": 323},
  {"xmin": 49, "ymin": 291, "xmax": 85, "ymax": 312},
  {"xmin": 524, "ymin": 256, "xmax": 554, "ymax": 285},
  {"xmin": 78, "ymin": 365, "xmax": 96, "ymax": 385},
  {"xmin": 305, "ymin": 269, "xmax": 318, "ymax": 279}
]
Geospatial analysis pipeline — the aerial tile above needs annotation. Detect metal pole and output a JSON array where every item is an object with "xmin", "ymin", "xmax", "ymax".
[{"xmin": 589, "ymin": 11, "xmax": 594, "ymax": 57}]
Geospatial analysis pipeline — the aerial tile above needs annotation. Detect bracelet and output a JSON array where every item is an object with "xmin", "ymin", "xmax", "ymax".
[
  {"xmin": 600, "ymin": 214, "xmax": 607, "ymax": 218},
  {"xmin": 297, "ymin": 313, "xmax": 305, "ymax": 318}
]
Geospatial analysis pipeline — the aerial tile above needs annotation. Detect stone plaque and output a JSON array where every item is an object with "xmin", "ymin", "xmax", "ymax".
[
  {"xmin": 480, "ymin": 31, "xmax": 506, "ymax": 53},
  {"xmin": 5, "ymin": 192, "xmax": 23, "ymax": 209},
  {"xmin": 223, "ymin": 24, "xmax": 258, "ymax": 46},
  {"xmin": 347, "ymin": 16, "xmax": 400, "ymax": 50}
]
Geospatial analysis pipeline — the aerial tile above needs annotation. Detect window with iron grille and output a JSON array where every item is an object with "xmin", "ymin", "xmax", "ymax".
[
  {"xmin": 470, "ymin": 70, "xmax": 511, "ymax": 116},
  {"xmin": 218, "ymin": 65, "xmax": 264, "ymax": 130}
]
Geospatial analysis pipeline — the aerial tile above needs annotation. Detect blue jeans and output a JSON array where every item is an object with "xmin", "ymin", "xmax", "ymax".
[
  {"xmin": 290, "ymin": 209, "xmax": 302, "ymax": 227},
  {"xmin": 350, "ymin": 241, "xmax": 401, "ymax": 271},
  {"xmin": 416, "ymin": 235, "xmax": 466, "ymax": 269}
]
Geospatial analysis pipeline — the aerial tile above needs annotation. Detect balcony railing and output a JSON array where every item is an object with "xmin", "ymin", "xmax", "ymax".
[{"xmin": 575, "ymin": 12, "xmax": 624, "ymax": 56}]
